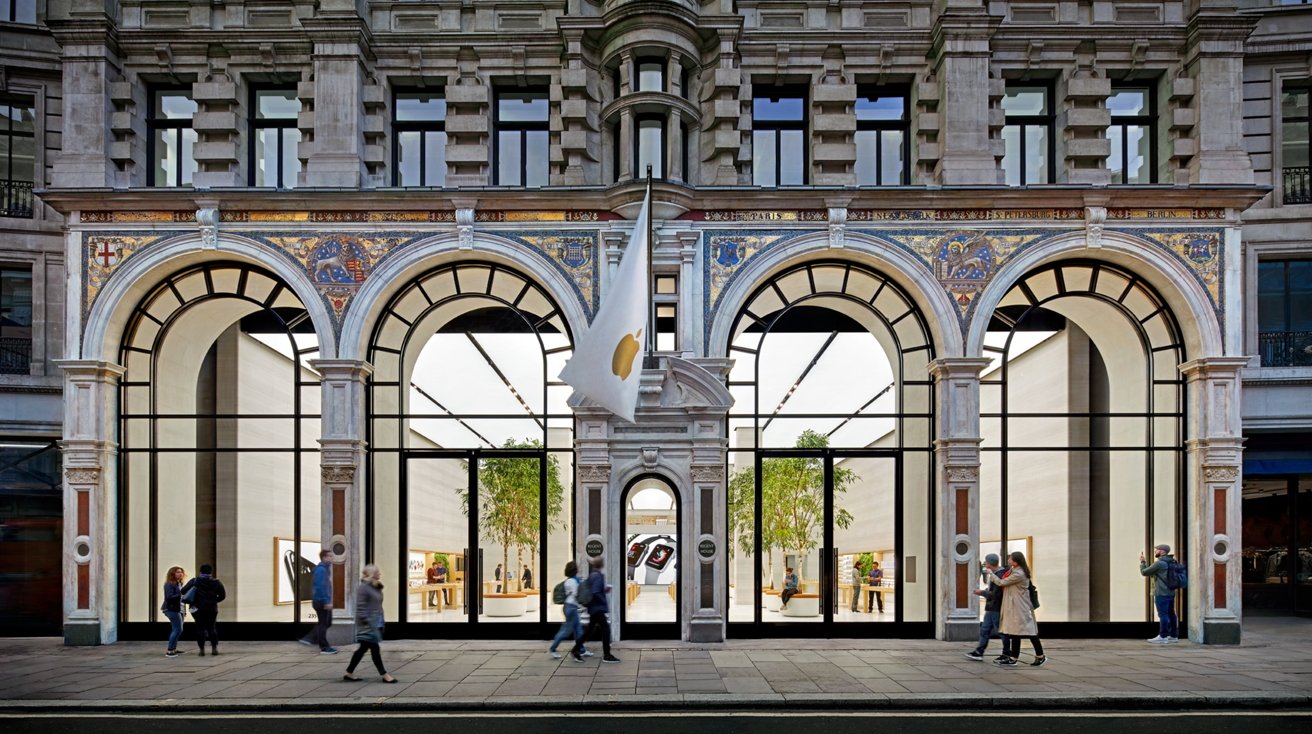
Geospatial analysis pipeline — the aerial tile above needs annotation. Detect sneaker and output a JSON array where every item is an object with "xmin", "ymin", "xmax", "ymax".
[
  {"xmin": 964, "ymin": 651, "xmax": 984, "ymax": 661},
  {"xmin": 549, "ymin": 651, "xmax": 562, "ymax": 660},
  {"xmin": 320, "ymin": 647, "xmax": 338, "ymax": 655},
  {"xmin": 165, "ymin": 650, "xmax": 179, "ymax": 658},
  {"xmin": 995, "ymin": 658, "xmax": 1018, "ymax": 667},
  {"xmin": 581, "ymin": 650, "xmax": 594, "ymax": 658},
  {"xmin": 571, "ymin": 653, "xmax": 585, "ymax": 663},
  {"xmin": 993, "ymin": 655, "xmax": 1009, "ymax": 663},
  {"xmin": 602, "ymin": 655, "xmax": 621, "ymax": 664},
  {"xmin": 1146, "ymin": 636, "xmax": 1166, "ymax": 644},
  {"xmin": 298, "ymin": 638, "xmax": 314, "ymax": 647},
  {"xmin": 1030, "ymin": 656, "xmax": 1048, "ymax": 667},
  {"xmin": 1165, "ymin": 637, "xmax": 1179, "ymax": 644}
]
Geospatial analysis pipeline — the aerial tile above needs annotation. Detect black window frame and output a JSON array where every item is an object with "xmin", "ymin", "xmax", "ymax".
[
  {"xmin": 1257, "ymin": 258, "xmax": 1312, "ymax": 367},
  {"xmin": 492, "ymin": 87, "xmax": 550, "ymax": 187},
  {"xmin": 1281, "ymin": 83, "xmax": 1312, "ymax": 205},
  {"xmin": 752, "ymin": 84, "xmax": 809, "ymax": 188},
  {"xmin": 1107, "ymin": 83, "xmax": 1157, "ymax": 185},
  {"xmin": 391, "ymin": 87, "xmax": 448, "ymax": 188},
  {"xmin": 1002, "ymin": 82, "xmax": 1056, "ymax": 186},
  {"xmin": 0, "ymin": 264, "xmax": 32, "ymax": 375},
  {"xmin": 0, "ymin": 93, "xmax": 35, "ymax": 218},
  {"xmin": 146, "ymin": 86, "xmax": 197, "ymax": 188},
  {"xmin": 854, "ymin": 84, "xmax": 910, "ymax": 186},
  {"xmin": 247, "ymin": 85, "xmax": 300, "ymax": 189},
  {"xmin": 634, "ymin": 113, "xmax": 666, "ymax": 181}
]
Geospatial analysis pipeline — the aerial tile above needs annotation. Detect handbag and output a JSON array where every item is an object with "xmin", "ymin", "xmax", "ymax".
[
  {"xmin": 181, "ymin": 585, "xmax": 197, "ymax": 605},
  {"xmin": 1028, "ymin": 582, "xmax": 1041, "ymax": 610}
]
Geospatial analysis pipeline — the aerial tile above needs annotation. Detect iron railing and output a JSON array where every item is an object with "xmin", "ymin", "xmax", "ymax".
[
  {"xmin": 1259, "ymin": 330, "xmax": 1312, "ymax": 367},
  {"xmin": 0, "ymin": 336, "xmax": 31, "ymax": 374},
  {"xmin": 1283, "ymin": 166, "xmax": 1312, "ymax": 205},
  {"xmin": 0, "ymin": 180, "xmax": 33, "ymax": 218}
]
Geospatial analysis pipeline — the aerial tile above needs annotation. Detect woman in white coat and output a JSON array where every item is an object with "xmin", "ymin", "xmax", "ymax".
[{"xmin": 989, "ymin": 551, "xmax": 1047, "ymax": 667}]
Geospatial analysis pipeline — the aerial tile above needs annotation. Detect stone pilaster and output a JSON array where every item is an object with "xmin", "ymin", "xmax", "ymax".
[
  {"xmin": 302, "ymin": 10, "xmax": 373, "ymax": 188},
  {"xmin": 930, "ymin": 0, "xmax": 1001, "ymax": 185},
  {"xmin": 56, "ymin": 359, "xmax": 125, "ymax": 645},
  {"xmin": 312, "ymin": 359, "xmax": 372, "ymax": 616},
  {"xmin": 1181, "ymin": 1, "xmax": 1256, "ymax": 185},
  {"xmin": 1181, "ymin": 357, "xmax": 1248, "ymax": 644},
  {"xmin": 929, "ymin": 358, "xmax": 991, "ymax": 642},
  {"xmin": 47, "ymin": 7, "xmax": 122, "ymax": 188}
]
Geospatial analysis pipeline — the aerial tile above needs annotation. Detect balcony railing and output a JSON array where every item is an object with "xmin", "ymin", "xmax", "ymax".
[
  {"xmin": 1259, "ymin": 330, "xmax": 1312, "ymax": 367},
  {"xmin": 0, "ymin": 336, "xmax": 31, "ymax": 375},
  {"xmin": 0, "ymin": 180, "xmax": 33, "ymax": 218}
]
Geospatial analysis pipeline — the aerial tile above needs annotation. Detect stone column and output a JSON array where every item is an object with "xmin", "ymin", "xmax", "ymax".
[
  {"xmin": 929, "ymin": 358, "xmax": 991, "ymax": 641},
  {"xmin": 929, "ymin": 0, "xmax": 1001, "ymax": 185},
  {"xmin": 1181, "ymin": 1, "xmax": 1256, "ymax": 185},
  {"xmin": 668, "ymin": 109, "xmax": 684, "ymax": 183},
  {"xmin": 56, "ymin": 359, "xmax": 125, "ymax": 645},
  {"xmin": 47, "ymin": 8, "xmax": 121, "ymax": 188},
  {"xmin": 1181, "ymin": 357, "xmax": 1247, "ymax": 644},
  {"xmin": 312, "ymin": 359, "xmax": 372, "ymax": 616},
  {"xmin": 303, "ymin": 10, "xmax": 369, "ymax": 187}
]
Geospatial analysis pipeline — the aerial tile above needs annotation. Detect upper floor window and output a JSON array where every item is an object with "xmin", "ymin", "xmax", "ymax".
[
  {"xmin": 393, "ymin": 90, "xmax": 446, "ymax": 187},
  {"xmin": 636, "ymin": 115, "xmax": 665, "ymax": 179},
  {"xmin": 494, "ymin": 89, "xmax": 549, "ymax": 187},
  {"xmin": 250, "ymin": 89, "xmax": 301, "ymax": 189},
  {"xmin": 752, "ymin": 86, "xmax": 807, "ymax": 187},
  {"xmin": 1002, "ymin": 84, "xmax": 1053, "ymax": 186},
  {"xmin": 1107, "ymin": 85, "xmax": 1156, "ymax": 184},
  {"xmin": 1281, "ymin": 85, "xmax": 1311, "ymax": 205},
  {"xmin": 636, "ymin": 58, "xmax": 665, "ymax": 93},
  {"xmin": 0, "ymin": 266, "xmax": 32, "ymax": 375},
  {"xmin": 654, "ymin": 274, "xmax": 678, "ymax": 352},
  {"xmin": 148, "ymin": 90, "xmax": 197, "ymax": 188},
  {"xmin": 0, "ymin": 96, "xmax": 34, "ymax": 218},
  {"xmin": 855, "ymin": 86, "xmax": 909, "ymax": 186},
  {"xmin": 1258, "ymin": 259, "xmax": 1312, "ymax": 367},
  {"xmin": 1, "ymin": 0, "xmax": 36, "ymax": 24}
]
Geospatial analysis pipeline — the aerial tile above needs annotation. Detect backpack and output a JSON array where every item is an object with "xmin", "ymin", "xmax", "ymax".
[
  {"xmin": 1028, "ymin": 583, "xmax": 1041, "ymax": 610},
  {"xmin": 552, "ymin": 580, "xmax": 568, "ymax": 605},
  {"xmin": 576, "ymin": 575, "xmax": 594, "ymax": 607},
  {"xmin": 1165, "ymin": 560, "xmax": 1188, "ymax": 590}
]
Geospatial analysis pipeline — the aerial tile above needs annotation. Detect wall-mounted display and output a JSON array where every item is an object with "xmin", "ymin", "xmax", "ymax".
[{"xmin": 275, "ymin": 538, "xmax": 320, "ymax": 605}]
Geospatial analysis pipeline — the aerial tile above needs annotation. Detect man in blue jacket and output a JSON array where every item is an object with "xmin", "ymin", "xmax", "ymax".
[
  {"xmin": 571, "ymin": 557, "xmax": 620, "ymax": 664},
  {"xmin": 312, "ymin": 549, "xmax": 337, "ymax": 654}
]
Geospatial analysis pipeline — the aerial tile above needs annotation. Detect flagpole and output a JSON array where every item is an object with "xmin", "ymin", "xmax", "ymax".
[{"xmin": 645, "ymin": 165, "xmax": 655, "ymax": 358}]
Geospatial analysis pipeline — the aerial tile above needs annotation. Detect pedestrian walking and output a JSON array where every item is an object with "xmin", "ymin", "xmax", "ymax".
[
  {"xmin": 964, "ymin": 554, "xmax": 1008, "ymax": 661},
  {"xmin": 180, "ymin": 564, "xmax": 226, "ymax": 657},
  {"xmin": 522, "ymin": 564, "xmax": 533, "ymax": 590},
  {"xmin": 548, "ymin": 561, "xmax": 590, "ymax": 659},
  {"xmin": 571, "ymin": 556, "xmax": 619, "ymax": 664},
  {"xmin": 312, "ymin": 549, "xmax": 337, "ymax": 654},
  {"xmin": 1141, "ymin": 544, "xmax": 1184, "ymax": 644},
  {"xmin": 161, "ymin": 566, "xmax": 187, "ymax": 657},
  {"xmin": 343, "ymin": 564, "xmax": 397, "ymax": 683},
  {"xmin": 990, "ymin": 551, "xmax": 1046, "ymax": 667}
]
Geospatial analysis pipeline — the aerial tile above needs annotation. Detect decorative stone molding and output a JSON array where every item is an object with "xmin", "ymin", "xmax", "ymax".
[
  {"xmin": 946, "ymin": 467, "xmax": 979, "ymax": 482},
  {"xmin": 456, "ymin": 207, "xmax": 475, "ymax": 250},
  {"xmin": 1204, "ymin": 466, "xmax": 1239, "ymax": 482},
  {"xmin": 827, "ymin": 207, "xmax": 847, "ymax": 249},
  {"xmin": 65, "ymin": 467, "xmax": 101, "ymax": 485},
  {"xmin": 691, "ymin": 465, "xmax": 723, "ymax": 483},
  {"xmin": 1085, "ymin": 206, "xmax": 1106, "ymax": 249},
  {"xmin": 641, "ymin": 447, "xmax": 659, "ymax": 469},
  {"xmin": 196, "ymin": 207, "xmax": 219, "ymax": 249},
  {"xmin": 577, "ymin": 464, "xmax": 611, "ymax": 483},
  {"xmin": 322, "ymin": 465, "xmax": 356, "ymax": 485}
]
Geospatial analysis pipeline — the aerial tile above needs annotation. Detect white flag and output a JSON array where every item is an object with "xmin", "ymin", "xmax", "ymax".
[{"xmin": 560, "ymin": 190, "xmax": 651, "ymax": 423}]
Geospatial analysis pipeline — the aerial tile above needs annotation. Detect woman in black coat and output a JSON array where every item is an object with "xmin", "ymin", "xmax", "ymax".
[{"xmin": 181, "ymin": 563, "xmax": 227, "ymax": 656}]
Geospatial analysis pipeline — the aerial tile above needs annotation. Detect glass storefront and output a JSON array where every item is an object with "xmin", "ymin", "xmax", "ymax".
[{"xmin": 0, "ymin": 440, "xmax": 61, "ymax": 636}]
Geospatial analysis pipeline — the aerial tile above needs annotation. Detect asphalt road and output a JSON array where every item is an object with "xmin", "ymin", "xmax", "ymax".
[{"xmin": 5, "ymin": 711, "xmax": 1311, "ymax": 734}]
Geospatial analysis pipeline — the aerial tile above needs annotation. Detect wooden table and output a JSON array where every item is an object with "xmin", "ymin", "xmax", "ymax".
[
  {"xmin": 415, "ymin": 583, "xmax": 464, "ymax": 612},
  {"xmin": 859, "ymin": 584, "xmax": 891, "ymax": 613}
]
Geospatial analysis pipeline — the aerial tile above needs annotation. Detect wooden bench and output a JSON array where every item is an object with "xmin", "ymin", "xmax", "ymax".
[
  {"xmin": 483, "ymin": 593, "xmax": 528, "ymax": 617},
  {"xmin": 780, "ymin": 592, "xmax": 820, "ymax": 617}
]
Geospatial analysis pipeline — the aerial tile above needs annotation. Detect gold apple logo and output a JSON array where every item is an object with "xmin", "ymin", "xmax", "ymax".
[{"xmin": 612, "ymin": 329, "xmax": 643, "ymax": 380}]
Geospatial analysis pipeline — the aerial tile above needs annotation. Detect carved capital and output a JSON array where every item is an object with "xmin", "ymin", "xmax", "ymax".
[
  {"xmin": 322, "ymin": 465, "xmax": 356, "ymax": 485},
  {"xmin": 577, "ymin": 464, "xmax": 611, "ymax": 483},
  {"xmin": 1204, "ymin": 466, "xmax": 1239, "ymax": 483},
  {"xmin": 65, "ymin": 467, "xmax": 101, "ymax": 485},
  {"xmin": 946, "ymin": 466, "xmax": 979, "ymax": 482}
]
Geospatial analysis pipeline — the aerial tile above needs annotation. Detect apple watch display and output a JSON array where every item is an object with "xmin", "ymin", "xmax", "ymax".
[{"xmin": 645, "ymin": 543, "xmax": 674, "ymax": 571}]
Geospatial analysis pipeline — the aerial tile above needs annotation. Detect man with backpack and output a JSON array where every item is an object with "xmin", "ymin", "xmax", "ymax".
[
  {"xmin": 1140, "ymin": 544, "xmax": 1186, "ymax": 644},
  {"xmin": 571, "ymin": 557, "xmax": 620, "ymax": 664},
  {"xmin": 547, "ymin": 561, "xmax": 591, "ymax": 660}
]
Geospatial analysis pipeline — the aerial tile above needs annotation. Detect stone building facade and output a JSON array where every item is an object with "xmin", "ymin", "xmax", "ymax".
[{"xmin": 8, "ymin": 0, "xmax": 1303, "ymax": 645}]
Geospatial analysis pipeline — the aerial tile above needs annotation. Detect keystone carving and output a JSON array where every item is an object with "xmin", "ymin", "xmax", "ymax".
[
  {"xmin": 1085, "ymin": 206, "xmax": 1106, "ymax": 249},
  {"xmin": 322, "ymin": 465, "xmax": 356, "ymax": 484},
  {"xmin": 197, "ymin": 208, "xmax": 219, "ymax": 249}
]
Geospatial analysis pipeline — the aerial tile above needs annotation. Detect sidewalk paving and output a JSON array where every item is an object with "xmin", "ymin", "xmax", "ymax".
[{"xmin": 2, "ymin": 617, "xmax": 1310, "ymax": 711}]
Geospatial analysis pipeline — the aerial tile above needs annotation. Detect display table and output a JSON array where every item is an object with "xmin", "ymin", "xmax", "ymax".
[
  {"xmin": 483, "ymin": 593, "xmax": 528, "ymax": 617},
  {"xmin": 666, "ymin": 583, "xmax": 677, "ymax": 600},
  {"xmin": 859, "ymin": 584, "xmax": 891, "ymax": 613},
  {"xmin": 626, "ymin": 582, "xmax": 640, "ymax": 605},
  {"xmin": 414, "ymin": 583, "xmax": 464, "ymax": 612},
  {"xmin": 780, "ymin": 593, "xmax": 820, "ymax": 617}
]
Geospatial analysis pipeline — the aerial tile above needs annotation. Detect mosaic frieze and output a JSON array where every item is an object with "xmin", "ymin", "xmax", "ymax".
[
  {"xmin": 79, "ymin": 210, "xmax": 617, "ymax": 224},
  {"xmin": 883, "ymin": 230, "xmax": 1054, "ymax": 320},
  {"xmin": 1112, "ymin": 227, "xmax": 1225, "ymax": 319},
  {"xmin": 703, "ymin": 230, "xmax": 811, "ymax": 315},
  {"xmin": 681, "ymin": 208, "xmax": 1225, "ymax": 223},
  {"xmin": 84, "ymin": 233, "xmax": 170, "ymax": 314}
]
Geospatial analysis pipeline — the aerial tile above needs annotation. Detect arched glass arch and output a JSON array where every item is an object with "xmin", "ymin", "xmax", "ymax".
[
  {"xmin": 118, "ymin": 262, "xmax": 321, "ymax": 625},
  {"xmin": 724, "ymin": 260, "xmax": 934, "ymax": 635},
  {"xmin": 365, "ymin": 261, "xmax": 575, "ymax": 634},
  {"xmin": 979, "ymin": 260, "xmax": 1185, "ymax": 627}
]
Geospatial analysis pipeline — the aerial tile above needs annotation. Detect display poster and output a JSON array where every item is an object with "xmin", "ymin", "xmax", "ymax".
[
  {"xmin": 408, "ymin": 552, "xmax": 429, "ymax": 588},
  {"xmin": 625, "ymin": 533, "xmax": 678, "ymax": 585},
  {"xmin": 275, "ymin": 538, "xmax": 321, "ymax": 605}
]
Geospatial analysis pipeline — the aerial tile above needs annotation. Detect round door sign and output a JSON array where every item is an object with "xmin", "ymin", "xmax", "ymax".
[
  {"xmin": 698, "ymin": 538, "xmax": 717, "ymax": 559},
  {"xmin": 585, "ymin": 538, "xmax": 604, "ymax": 558}
]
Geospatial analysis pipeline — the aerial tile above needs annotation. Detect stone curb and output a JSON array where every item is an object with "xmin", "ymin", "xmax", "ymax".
[{"xmin": 2, "ymin": 690, "xmax": 1309, "ymax": 713}]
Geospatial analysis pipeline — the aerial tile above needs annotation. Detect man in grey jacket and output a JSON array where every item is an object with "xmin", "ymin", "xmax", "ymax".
[
  {"xmin": 1140, "ymin": 544, "xmax": 1179, "ymax": 644},
  {"xmin": 965, "ymin": 554, "xmax": 1008, "ymax": 661}
]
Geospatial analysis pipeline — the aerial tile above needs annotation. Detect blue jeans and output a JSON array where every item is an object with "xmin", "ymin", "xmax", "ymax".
[
  {"xmin": 1155, "ymin": 594, "xmax": 1178, "ymax": 639},
  {"xmin": 164, "ymin": 610, "xmax": 183, "ymax": 651},
  {"xmin": 974, "ymin": 610, "xmax": 1000, "ymax": 654},
  {"xmin": 549, "ymin": 604, "xmax": 585, "ymax": 653}
]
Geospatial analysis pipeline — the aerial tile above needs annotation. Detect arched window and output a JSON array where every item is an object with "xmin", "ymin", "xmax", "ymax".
[
  {"xmin": 118, "ymin": 263, "xmax": 321, "ymax": 624},
  {"xmin": 724, "ymin": 260, "xmax": 935, "ymax": 634},
  {"xmin": 979, "ymin": 260, "xmax": 1184, "ymax": 626}
]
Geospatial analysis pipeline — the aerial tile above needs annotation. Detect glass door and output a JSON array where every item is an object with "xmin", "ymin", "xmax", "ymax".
[
  {"xmin": 403, "ymin": 455, "xmax": 472, "ymax": 625},
  {"xmin": 832, "ymin": 453, "xmax": 899, "ymax": 627}
]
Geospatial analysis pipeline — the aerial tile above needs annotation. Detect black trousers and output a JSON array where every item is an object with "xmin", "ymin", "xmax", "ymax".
[
  {"xmin": 347, "ymin": 641, "xmax": 386, "ymax": 675},
  {"xmin": 312, "ymin": 602, "xmax": 333, "ymax": 649},
  {"xmin": 573, "ymin": 612, "xmax": 611, "ymax": 657},
  {"xmin": 192, "ymin": 609, "xmax": 218, "ymax": 649},
  {"xmin": 867, "ymin": 590, "xmax": 884, "ymax": 612},
  {"xmin": 1003, "ymin": 635, "xmax": 1044, "ymax": 659}
]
